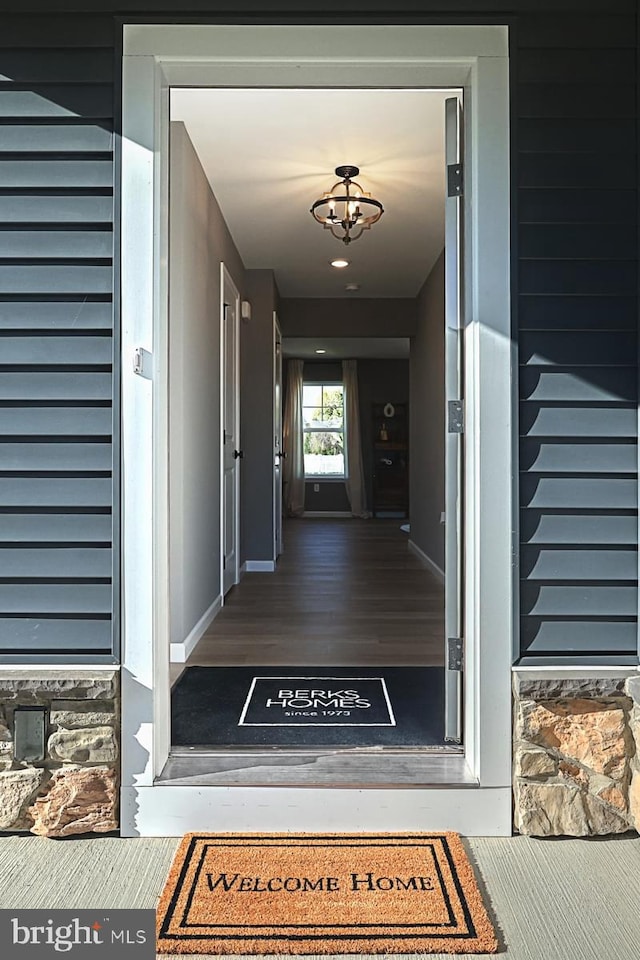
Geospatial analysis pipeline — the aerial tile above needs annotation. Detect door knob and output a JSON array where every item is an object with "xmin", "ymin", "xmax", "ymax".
[{"xmin": 233, "ymin": 449, "xmax": 244, "ymax": 459}]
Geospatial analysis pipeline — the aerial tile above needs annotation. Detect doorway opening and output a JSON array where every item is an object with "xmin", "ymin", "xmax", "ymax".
[
  {"xmin": 120, "ymin": 22, "xmax": 513, "ymax": 834},
  {"xmin": 166, "ymin": 86, "xmax": 461, "ymax": 754}
]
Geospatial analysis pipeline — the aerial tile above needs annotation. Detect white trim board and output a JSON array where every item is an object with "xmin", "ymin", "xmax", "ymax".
[
  {"xmin": 124, "ymin": 25, "xmax": 508, "ymax": 59},
  {"xmin": 512, "ymin": 665, "xmax": 638, "ymax": 679},
  {"xmin": 120, "ymin": 22, "xmax": 513, "ymax": 837},
  {"xmin": 123, "ymin": 785, "xmax": 512, "ymax": 837},
  {"xmin": 242, "ymin": 560, "xmax": 276, "ymax": 573},
  {"xmin": 169, "ymin": 595, "xmax": 221, "ymax": 663},
  {"xmin": 408, "ymin": 540, "xmax": 446, "ymax": 584},
  {"xmin": 0, "ymin": 665, "xmax": 120, "ymax": 674}
]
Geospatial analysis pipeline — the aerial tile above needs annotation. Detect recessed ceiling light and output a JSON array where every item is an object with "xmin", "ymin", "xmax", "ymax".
[
  {"xmin": 330, "ymin": 258, "xmax": 350, "ymax": 269},
  {"xmin": 315, "ymin": 349, "xmax": 327, "ymax": 354},
  {"xmin": 345, "ymin": 283, "xmax": 360, "ymax": 292}
]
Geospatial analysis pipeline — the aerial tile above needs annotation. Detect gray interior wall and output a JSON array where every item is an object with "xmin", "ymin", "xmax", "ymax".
[
  {"xmin": 304, "ymin": 482, "xmax": 351, "ymax": 513},
  {"xmin": 410, "ymin": 251, "xmax": 445, "ymax": 571},
  {"xmin": 169, "ymin": 121, "xmax": 245, "ymax": 646},
  {"xmin": 279, "ymin": 298, "xmax": 417, "ymax": 337},
  {"xmin": 241, "ymin": 270, "xmax": 278, "ymax": 561}
]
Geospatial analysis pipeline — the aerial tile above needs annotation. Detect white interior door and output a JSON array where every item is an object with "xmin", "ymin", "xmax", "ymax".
[
  {"xmin": 221, "ymin": 264, "xmax": 240, "ymax": 597},
  {"xmin": 444, "ymin": 95, "xmax": 464, "ymax": 743},
  {"xmin": 273, "ymin": 314, "xmax": 284, "ymax": 558}
]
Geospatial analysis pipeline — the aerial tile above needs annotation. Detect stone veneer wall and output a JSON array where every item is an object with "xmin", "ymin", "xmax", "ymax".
[
  {"xmin": 513, "ymin": 673, "xmax": 640, "ymax": 836},
  {"xmin": 0, "ymin": 670, "xmax": 119, "ymax": 837}
]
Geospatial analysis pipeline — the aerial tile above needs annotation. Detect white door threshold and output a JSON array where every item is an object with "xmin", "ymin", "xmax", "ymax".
[{"xmin": 156, "ymin": 748, "xmax": 473, "ymax": 788}]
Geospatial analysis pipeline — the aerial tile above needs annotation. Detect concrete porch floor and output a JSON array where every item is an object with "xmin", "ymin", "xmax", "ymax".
[{"xmin": 0, "ymin": 833, "xmax": 639, "ymax": 958}]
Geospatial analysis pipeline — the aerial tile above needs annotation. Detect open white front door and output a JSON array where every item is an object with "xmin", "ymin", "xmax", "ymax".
[
  {"xmin": 221, "ymin": 264, "xmax": 240, "ymax": 597},
  {"xmin": 273, "ymin": 314, "xmax": 284, "ymax": 558},
  {"xmin": 444, "ymin": 95, "xmax": 464, "ymax": 743}
]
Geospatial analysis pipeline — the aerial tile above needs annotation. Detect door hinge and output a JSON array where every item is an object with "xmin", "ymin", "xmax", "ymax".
[
  {"xmin": 448, "ymin": 399, "xmax": 464, "ymax": 434},
  {"xmin": 448, "ymin": 637, "xmax": 463, "ymax": 671},
  {"xmin": 223, "ymin": 556, "xmax": 226, "ymax": 570},
  {"xmin": 447, "ymin": 162, "xmax": 463, "ymax": 198}
]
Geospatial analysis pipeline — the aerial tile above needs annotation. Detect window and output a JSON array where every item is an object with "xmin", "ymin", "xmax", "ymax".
[{"xmin": 303, "ymin": 382, "xmax": 345, "ymax": 478}]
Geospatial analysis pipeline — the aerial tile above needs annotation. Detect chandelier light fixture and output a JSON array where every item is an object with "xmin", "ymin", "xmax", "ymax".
[{"xmin": 310, "ymin": 165, "xmax": 384, "ymax": 245}]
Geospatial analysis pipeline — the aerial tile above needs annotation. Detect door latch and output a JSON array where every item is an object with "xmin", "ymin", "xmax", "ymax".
[{"xmin": 133, "ymin": 347, "xmax": 152, "ymax": 379}]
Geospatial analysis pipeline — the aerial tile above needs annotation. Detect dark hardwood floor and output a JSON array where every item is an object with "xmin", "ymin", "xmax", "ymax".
[{"xmin": 187, "ymin": 519, "xmax": 445, "ymax": 668}]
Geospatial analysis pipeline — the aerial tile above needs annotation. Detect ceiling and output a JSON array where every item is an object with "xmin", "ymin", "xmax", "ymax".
[
  {"xmin": 171, "ymin": 88, "xmax": 450, "ymax": 300},
  {"xmin": 282, "ymin": 337, "xmax": 409, "ymax": 360}
]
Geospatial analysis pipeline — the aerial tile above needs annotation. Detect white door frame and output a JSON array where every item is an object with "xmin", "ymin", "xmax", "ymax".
[{"xmin": 120, "ymin": 23, "xmax": 514, "ymax": 835}]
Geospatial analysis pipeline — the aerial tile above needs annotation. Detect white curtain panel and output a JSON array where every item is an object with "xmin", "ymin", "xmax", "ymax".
[
  {"xmin": 282, "ymin": 358, "xmax": 305, "ymax": 517},
  {"xmin": 342, "ymin": 359, "xmax": 370, "ymax": 518}
]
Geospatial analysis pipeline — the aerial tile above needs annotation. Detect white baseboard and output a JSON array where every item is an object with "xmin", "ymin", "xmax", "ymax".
[
  {"xmin": 170, "ymin": 595, "xmax": 222, "ymax": 663},
  {"xmin": 303, "ymin": 511, "xmax": 352, "ymax": 518},
  {"xmin": 408, "ymin": 540, "xmax": 445, "ymax": 583},
  {"xmin": 243, "ymin": 559, "xmax": 276, "ymax": 572}
]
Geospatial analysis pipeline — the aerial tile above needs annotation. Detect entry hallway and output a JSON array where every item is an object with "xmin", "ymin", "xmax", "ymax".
[
  {"xmin": 1, "ymin": 832, "xmax": 638, "ymax": 959},
  {"xmin": 186, "ymin": 519, "xmax": 445, "ymax": 668}
]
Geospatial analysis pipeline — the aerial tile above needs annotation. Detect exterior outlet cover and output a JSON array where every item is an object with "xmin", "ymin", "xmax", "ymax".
[
  {"xmin": 241, "ymin": 300, "xmax": 252, "ymax": 321},
  {"xmin": 14, "ymin": 707, "xmax": 46, "ymax": 762}
]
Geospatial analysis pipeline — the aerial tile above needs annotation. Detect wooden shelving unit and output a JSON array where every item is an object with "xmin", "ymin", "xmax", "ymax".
[{"xmin": 371, "ymin": 401, "xmax": 409, "ymax": 517}]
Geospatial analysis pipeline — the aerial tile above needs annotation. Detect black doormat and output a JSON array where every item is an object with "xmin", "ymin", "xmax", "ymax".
[{"xmin": 171, "ymin": 666, "xmax": 445, "ymax": 747}]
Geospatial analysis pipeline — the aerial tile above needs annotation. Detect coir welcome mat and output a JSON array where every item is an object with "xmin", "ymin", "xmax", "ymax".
[
  {"xmin": 171, "ymin": 666, "xmax": 445, "ymax": 746},
  {"xmin": 156, "ymin": 833, "xmax": 498, "ymax": 955}
]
